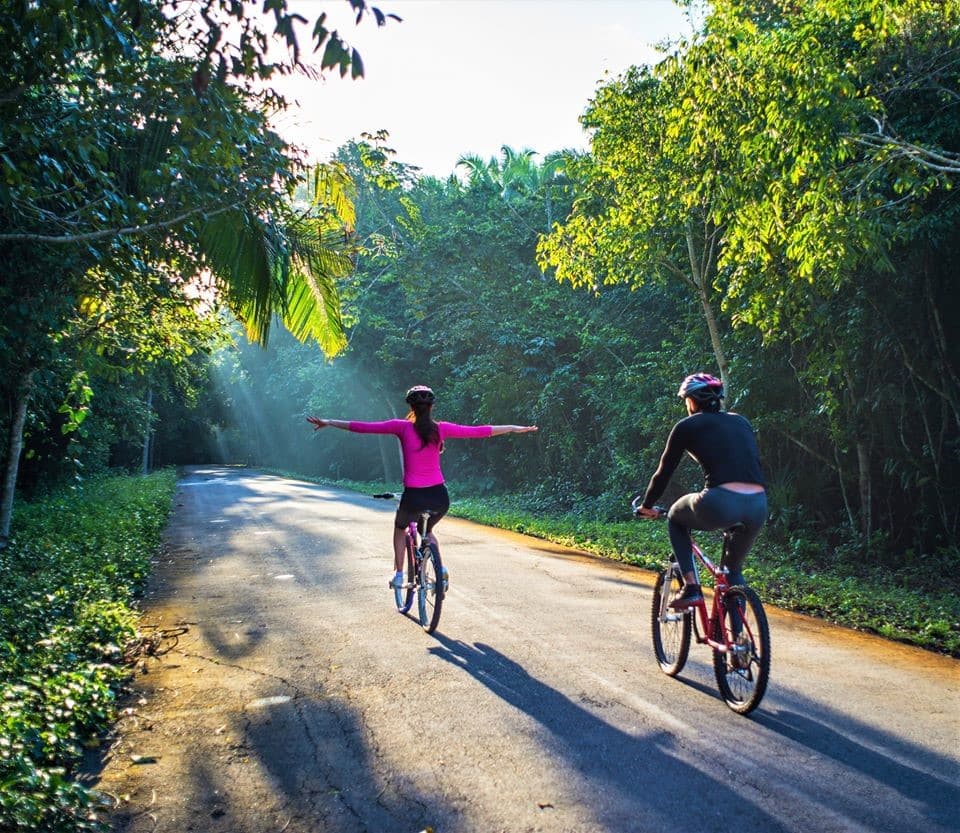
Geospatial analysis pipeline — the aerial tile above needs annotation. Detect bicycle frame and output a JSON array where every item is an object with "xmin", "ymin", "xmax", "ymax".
[
  {"xmin": 374, "ymin": 492, "xmax": 445, "ymax": 631},
  {"xmin": 400, "ymin": 511, "xmax": 431, "ymax": 585},
  {"xmin": 642, "ymin": 496, "xmax": 770, "ymax": 713},
  {"xmin": 396, "ymin": 508, "xmax": 445, "ymax": 633},
  {"xmin": 656, "ymin": 532, "xmax": 752, "ymax": 662}
]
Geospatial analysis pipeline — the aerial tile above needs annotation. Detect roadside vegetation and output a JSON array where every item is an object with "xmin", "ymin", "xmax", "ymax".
[
  {"xmin": 0, "ymin": 470, "xmax": 176, "ymax": 833},
  {"xmin": 305, "ymin": 476, "xmax": 960, "ymax": 658}
]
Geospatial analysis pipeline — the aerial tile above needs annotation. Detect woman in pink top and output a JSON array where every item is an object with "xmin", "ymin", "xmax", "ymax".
[{"xmin": 307, "ymin": 385, "xmax": 538, "ymax": 588}]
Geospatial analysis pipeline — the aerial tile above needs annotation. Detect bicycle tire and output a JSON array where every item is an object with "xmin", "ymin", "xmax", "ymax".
[
  {"xmin": 651, "ymin": 565, "xmax": 691, "ymax": 676},
  {"xmin": 416, "ymin": 543, "xmax": 444, "ymax": 633},
  {"xmin": 712, "ymin": 585, "xmax": 770, "ymax": 715},
  {"xmin": 394, "ymin": 534, "xmax": 416, "ymax": 614}
]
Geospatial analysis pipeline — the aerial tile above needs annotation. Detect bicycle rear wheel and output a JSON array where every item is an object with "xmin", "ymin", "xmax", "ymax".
[
  {"xmin": 712, "ymin": 585, "xmax": 770, "ymax": 715},
  {"xmin": 416, "ymin": 543, "xmax": 444, "ymax": 633},
  {"xmin": 651, "ymin": 564, "xmax": 691, "ymax": 676},
  {"xmin": 394, "ymin": 534, "xmax": 416, "ymax": 614}
]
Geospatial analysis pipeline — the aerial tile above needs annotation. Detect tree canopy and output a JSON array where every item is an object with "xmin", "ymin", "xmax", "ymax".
[
  {"xmin": 2, "ymin": 0, "xmax": 957, "ymax": 563},
  {"xmin": 539, "ymin": 0, "xmax": 959, "ymax": 543},
  {"xmin": 0, "ymin": 0, "xmax": 397, "ymax": 538}
]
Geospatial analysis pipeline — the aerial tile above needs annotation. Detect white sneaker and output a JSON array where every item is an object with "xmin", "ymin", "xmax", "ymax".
[{"xmin": 388, "ymin": 572, "xmax": 404, "ymax": 589}]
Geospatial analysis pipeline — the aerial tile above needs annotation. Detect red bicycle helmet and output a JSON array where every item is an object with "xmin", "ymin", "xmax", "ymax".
[{"xmin": 677, "ymin": 373, "xmax": 724, "ymax": 402}]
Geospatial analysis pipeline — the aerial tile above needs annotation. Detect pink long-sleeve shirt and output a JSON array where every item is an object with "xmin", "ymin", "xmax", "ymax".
[{"xmin": 348, "ymin": 419, "xmax": 493, "ymax": 487}]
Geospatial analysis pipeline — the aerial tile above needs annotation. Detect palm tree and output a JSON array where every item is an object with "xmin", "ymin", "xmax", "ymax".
[
  {"xmin": 0, "ymin": 163, "xmax": 356, "ymax": 541},
  {"xmin": 457, "ymin": 146, "xmax": 575, "ymax": 231},
  {"xmin": 456, "ymin": 152, "xmax": 502, "ymax": 189},
  {"xmin": 498, "ymin": 146, "xmax": 540, "ymax": 201},
  {"xmin": 200, "ymin": 161, "xmax": 356, "ymax": 354}
]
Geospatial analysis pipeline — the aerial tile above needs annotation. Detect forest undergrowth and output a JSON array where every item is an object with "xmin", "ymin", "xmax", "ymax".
[{"xmin": 0, "ymin": 470, "xmax": 176, "ymax": 832}]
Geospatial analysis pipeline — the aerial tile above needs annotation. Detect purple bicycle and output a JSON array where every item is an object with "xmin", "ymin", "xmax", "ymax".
[{"xmin": 388, "ymin": 503, "xmax": 446, "ymax": 633}]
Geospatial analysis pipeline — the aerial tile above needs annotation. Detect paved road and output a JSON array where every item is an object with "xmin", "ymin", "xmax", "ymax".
[{"xmin": 93, "ymin": 467, "xmax": 960, "ymax": 833}]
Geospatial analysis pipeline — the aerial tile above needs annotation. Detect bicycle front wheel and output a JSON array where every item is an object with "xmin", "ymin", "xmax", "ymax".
[
  {"xmin": 651, "ymin": 565, "xmax": 691, "ymax": 676},
  {"xmin": 416, "ymin": 543, "xmax": 444, "ymax": 633},
  {"xmin": 394, "ymin": 535, "xmax": 416, "ymax": 614},
  {"xmin": 712, "ymin": 585, "xmax": 770, "ymax": 715}
]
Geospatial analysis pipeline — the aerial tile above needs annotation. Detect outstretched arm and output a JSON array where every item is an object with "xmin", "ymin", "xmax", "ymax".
[
  {"xmin": 489, "ymin": 425, "xmax": 538, "ymax": 436},
  {"xmin": 306, "ymin": 417, "xmax": 351, "ymax": 431},
  {"xmin": 308, "ymin": 417, "xmax": 406, "ymax": 436}
]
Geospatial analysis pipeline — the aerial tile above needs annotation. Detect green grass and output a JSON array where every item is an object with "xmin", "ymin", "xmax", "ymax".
[
  {"xmin": 0, "ymin": 470, "xmax": 177, "ymax": 833},
  {"xmin": 303, "ymin": 476, "xmax": 960, "ymax": 657}
]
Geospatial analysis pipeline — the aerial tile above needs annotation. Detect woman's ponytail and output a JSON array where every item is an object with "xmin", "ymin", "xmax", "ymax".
[{"xmin": 407, "ymin": 401, "xmax": 440, "ymax": 448}]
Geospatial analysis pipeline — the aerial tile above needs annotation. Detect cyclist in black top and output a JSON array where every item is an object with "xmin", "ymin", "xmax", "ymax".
[{"xmin": 635, "ymin": 373, "xmax": 768, "ymax": 609}]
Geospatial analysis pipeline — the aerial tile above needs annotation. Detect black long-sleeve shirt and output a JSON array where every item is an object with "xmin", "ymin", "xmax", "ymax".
[{"xmin": 641, "ymin": 411, "xmax": 765, "ymax": 509}]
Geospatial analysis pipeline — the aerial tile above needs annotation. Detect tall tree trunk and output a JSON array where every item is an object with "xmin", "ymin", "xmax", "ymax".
[
  {"xmin": 832, "ymin": 444, "xmax": 857, "ymax": 532},
  {"xmin": 926, "ymin": 273, "xmax": 960, "ymax": 433},
  {"xmin": 842, "ymin": 367, "xmax": 872, "ymax": 542},
  {"xmin": 685, "ymin": 225, "xmax": 729, "ymax": 393},
  {"xmin": 0, "ymin": 369, "xmax": 35, "ymax": 543},
  {"xmin": 141, "ymin": 384, "xmax": 153, "ymax": 475},
  {"xmin": 855, "ymin": 440, "xmax": 872, "ymax": 541}
]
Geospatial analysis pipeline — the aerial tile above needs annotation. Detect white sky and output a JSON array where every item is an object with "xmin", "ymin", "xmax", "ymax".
[{"xmin": 272, "ymin": 0, "xmax": 693, "ymax": 177}]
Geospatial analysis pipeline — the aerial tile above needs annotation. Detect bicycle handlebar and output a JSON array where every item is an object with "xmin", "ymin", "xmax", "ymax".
[{"xmin": 630, "ymin": 494, "xmax": 666, "ymax": 518}]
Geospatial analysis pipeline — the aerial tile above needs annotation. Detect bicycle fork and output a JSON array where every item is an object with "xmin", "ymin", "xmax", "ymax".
[{"xmin": 659, "ymin": 563, "xmax": 686, "ymax": 625}]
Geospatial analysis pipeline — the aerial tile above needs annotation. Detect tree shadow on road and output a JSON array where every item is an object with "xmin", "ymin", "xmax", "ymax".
[
  {"xmin": 241, "ymin": 691, "xmax": 444, "ymax": 833},
  {"xmin": 102, "ymin": 680, "xmax": 449, "ymax": 833},
  {"xmin": 428, "ymin": 634, "xmax": 792, "ymax": 833}
]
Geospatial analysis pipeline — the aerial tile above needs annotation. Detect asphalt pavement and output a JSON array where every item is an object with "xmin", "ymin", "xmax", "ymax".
[{"xmin": 92, "ymin": 466, "xmax": 960, "ymax": 833}]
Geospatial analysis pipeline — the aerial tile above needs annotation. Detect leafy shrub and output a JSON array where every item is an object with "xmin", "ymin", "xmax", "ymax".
[{"xmin": 0, "ymin": 470, "xmax": 175, "ymax": 832}]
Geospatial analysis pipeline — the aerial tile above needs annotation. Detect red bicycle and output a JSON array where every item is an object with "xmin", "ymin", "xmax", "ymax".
[{"xmin": 634, "ymin": 498, "xmax": 771, "ymax": 715}]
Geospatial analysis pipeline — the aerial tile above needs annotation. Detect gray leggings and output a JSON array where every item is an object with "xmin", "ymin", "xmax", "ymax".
[{"xmin": 667, "ymin": 488, "xmax": 768, "ymax": 585}]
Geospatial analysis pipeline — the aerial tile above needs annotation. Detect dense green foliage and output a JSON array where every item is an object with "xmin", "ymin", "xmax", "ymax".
[
  {"xmin": 0, "ymin": 0, "xmax": 388, "ymax": 539},
  {"xmin": 178, "ymin": 0, "xmax": 959, "ymax": 653},
  {"xmin": 539, "ymin": 0, "xmax": 960, "ymax": 551},
  {"xmin": 0, "ymin": 470, "xmax": 176, "ymax": 832},
  {"xmin": 0, "ymin": 6, "xmax": 388, "ymax": 817},
  {"xmin": 201, "ymin": 57, "xmax": 958, "ymax": 566},
  {"xmin": 8, "ymin": 1, "xmax": 954, "ymax": 566}
]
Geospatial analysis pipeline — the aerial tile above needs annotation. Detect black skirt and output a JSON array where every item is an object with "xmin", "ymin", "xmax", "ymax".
[{"xmin": 398, "ymin": 483, "xmax": 450, "ymax": 512}]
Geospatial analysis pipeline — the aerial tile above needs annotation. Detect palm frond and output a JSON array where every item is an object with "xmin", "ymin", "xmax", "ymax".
[
  {"xmin": 197, "ymin": 162, "xmax": 356, "ymax": 354},
  {"xmin": 200, "ymin": 209, "xmax": 279, "ymax": 345},
  {"xmin": 284, "ymin": 258, "xmax": 347, "ymax": 354},
  {"xmin": 312, "ymin": 162, "xmax": 356, "ymax": 231},
  {"xmin": 283, "ymin": 216, "xmax": 352, "ymax": 352}
]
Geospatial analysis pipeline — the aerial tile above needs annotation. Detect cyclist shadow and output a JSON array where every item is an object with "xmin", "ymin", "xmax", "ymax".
[
  {"xmin": 428, "ymin": 634, "xmax": 792, "ymax": 832},
  {"xmin": 753, "ymin": 706, "xmax": 960, "ymax": 827},
  {"xmin": 660, "ymin": 660, "xmax": 733, "ymax": 702}
]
